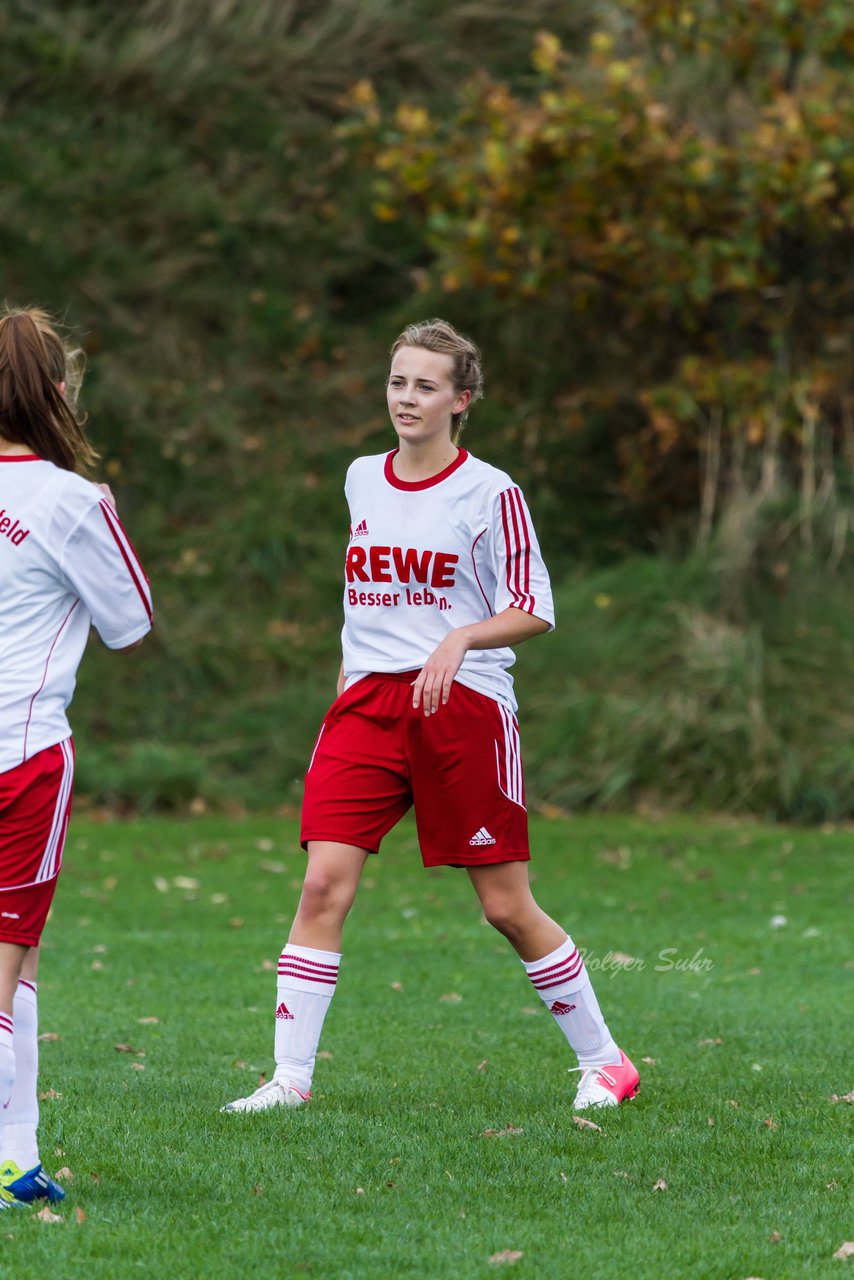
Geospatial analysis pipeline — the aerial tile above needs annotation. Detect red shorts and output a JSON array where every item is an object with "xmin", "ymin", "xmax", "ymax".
[
  {"xmin": 0, "ymin": 739, "xmax": 75, "ymax": 946},
  {"xmin": 301, "ymin": 672, "xmax": 530, "ymax": 867}
]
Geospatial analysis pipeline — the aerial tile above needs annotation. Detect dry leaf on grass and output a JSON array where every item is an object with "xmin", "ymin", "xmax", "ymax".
[
  {"xmin": 130, "ymin": 1062, "xmax": 145, "ymax": 1071},
  {"xmin": 75, "ymin": 1207, "xmax": 86, "ymax": 1224},
  {"xmin": 390, "ymin": 982, "xmax": 403, "ymax": 992},
  {"xmin": 90, "ymin": 1172, "xmax": 100, "ymax": 1184},
  {"xmin": 489, "ymin": 1251, "xmax": 523, "ymax": 1265},
  {"xmin": 35, "ymin": 1207, "xmax": 63, "ymax": 1223},
  {"xmin": 252, "ymin": 1184, "xmax": 264, "ymax": 1196},
  {"xmin": 54, "ymin": 1168, "xmax": 73, "ymax": 1182},
  {"xmin": 37, "ymin": 1033, "xmax": 61, "ymax": 1042},
  {"xmin": 763, "ymin": 1116, "xmax": 779, "ymax": 1130},
  {"xmin": 439, "ymin": 992, "xmax": 462, "ymax": 1003},
  {"xmin": 173, "ymin": 876, "xmax": 200, "ymax": 890},
  {"xmin": 137, "ymin": 1017, "xmax": 160, "ymax": 1025},
  {"xmin": 572, "ymin": 1116, "xmax": 602, "ymax": 1133},
  {"xmin": 833, "ymin": 1243, "xmax": 854, "ymax": 1261},
  {"xmin": 261, "ymin": 959, "xmax": 275, "ymax": 971},
  {"xmin": 229, "ymin": 917, "xmax": 244, "ymax": 929},
  {"xmin": 641, "ymin": 1056, "xmax": 656, "ymax": 1065},
  {"xmin": 830, "ymin": 1091, "xmax": 854, "ymax": 1104},
  {"xmin": 698, "ymin": 1037, "xmax": 723, "ymax": 1046},
  {"xmin": 477, "ymin": 1060, "xmax": 489, "ymax": 1072},
  {"xmin": 652, "ymin": 1178, "xmax": 668, "ymax": 1191},
  {"xmin": 39, "ymin": 1089, "xmax": 62, "ymax": 1101},
  {"xmin": 317, "ymin": 1050, "xmax": 334, "ymax": 1060},
  {"xmin": 707, "ymin": 1116, "xmax": 715, "ymax": 1127},
  {"xmin": 769, "ymin": 1232, "xmax": 781, "ymax": 1244},
  {"xmin": 114, "ymin": 1044, "xmax": 144, "ymax": 1056},
  {"xmin": 482, "ymin": 1125, "xmax": 524, "ymax": 1138}
]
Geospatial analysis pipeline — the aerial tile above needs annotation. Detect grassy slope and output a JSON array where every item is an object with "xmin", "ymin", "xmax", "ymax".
[{"xmin": 7, "ymin": 814, "xmax": 852, "ymax": 1278}]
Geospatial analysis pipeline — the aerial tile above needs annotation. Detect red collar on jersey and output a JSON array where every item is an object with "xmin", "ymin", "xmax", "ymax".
[
  {"xmin": 384, "ymin": 448, "xmax": 468, "ymax": 491},
  {"xmin": 0, "ymin": 454, "xmax": 41, "ymax": 462}
]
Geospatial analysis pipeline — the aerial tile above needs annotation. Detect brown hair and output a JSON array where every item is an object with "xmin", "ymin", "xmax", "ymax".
[
  {"xmin": 390, "ymin": 318, "xmax": 484, "ymax": 443},
  {"xmin": 0, "ymin": 307, "xmax": 96, "ymax": 472}
]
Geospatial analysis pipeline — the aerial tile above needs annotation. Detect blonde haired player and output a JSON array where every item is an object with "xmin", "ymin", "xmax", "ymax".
[
  {"xmin": 0, "ymin": 307, "xmax": 152, "ymax": 1206},
  {"xmin": 224, "ymin": 319, "xmax": 638, "ymax": 1115}
]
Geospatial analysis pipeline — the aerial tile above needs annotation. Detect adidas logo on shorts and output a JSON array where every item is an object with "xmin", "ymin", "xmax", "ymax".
[{"xmin": 468, "ymin": 827, "xmax": 497, "ymax": 847}]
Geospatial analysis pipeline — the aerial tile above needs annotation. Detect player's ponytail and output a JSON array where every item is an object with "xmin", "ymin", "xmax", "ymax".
[
  {"xmin": 0, "ymin": 307, "xmax": 96, "ymax": 473},
  {"xmin": 390, "ymin": 318, "xmax": 485, "ymax": 443}
]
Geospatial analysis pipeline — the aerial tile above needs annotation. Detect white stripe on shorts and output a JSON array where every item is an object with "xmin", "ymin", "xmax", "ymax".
[
  {"xmin": 35, "ymin": 739, "xmax": 74, "ymax": 884},
  {"xmin": 495, "ymin": 705, "xmax": 525, "ymax": 811},
  {"xmin": 306, "ymin": 724, "xmax": 326, "ymax": 774}
]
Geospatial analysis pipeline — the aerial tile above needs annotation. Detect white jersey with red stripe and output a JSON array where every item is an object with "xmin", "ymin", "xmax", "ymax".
[
  {"xmin": 341, "ymin": 449, "xmax": 554, "ymax": 712},
  {"xmin": 0, "ymin": 455, "xmax": 153, "ymax": 773}
]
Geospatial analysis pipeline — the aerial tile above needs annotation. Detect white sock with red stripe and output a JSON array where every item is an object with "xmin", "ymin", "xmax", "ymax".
[
  {"xmin": 1, "ymin": 981, "xmax": 39, "ymax": 1169},
  {"xmin": 523, "ymin": 936, "xmax": 621, "ymax": 1069},
  {"xmin": 273, "ymin": 945, "xmax": 341, "ymax": 1096},
  {"xmin": 0, "ymin": 1014, "xmax": 14, "ymax": 1116}
]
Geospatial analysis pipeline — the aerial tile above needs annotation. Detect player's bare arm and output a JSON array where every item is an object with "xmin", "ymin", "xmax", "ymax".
[{"xmin": 411, "ymin": 606, "xmax": 550, "ymax": 716}]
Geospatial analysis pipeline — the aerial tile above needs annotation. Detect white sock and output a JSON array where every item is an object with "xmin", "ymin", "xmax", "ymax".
[
  {"xmin": 273, "ymin": 945, "xmax": 340, "ymax": 1095},
  {"xmin": 523, "ymin": 936, "xmax": 621, "ymax": 1069},
  {"xmin": 0, "ymin": 1014, "xmax": 15, "ymax": 1119},
  {"xmin": 1, "ymin": 981, "xmax": 39, "ymax": 1170}
]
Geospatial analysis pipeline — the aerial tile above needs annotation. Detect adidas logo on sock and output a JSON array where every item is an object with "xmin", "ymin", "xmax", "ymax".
[
  {"xmin": 275, "ymin": 1002, "xmax": 294, "ymax": 1020},
  {"xmin": 549, "ymin": 1000, "xmax": 577, "ymax": 1016},
  {"xmin": 468, "ymin": 827, "xmax": 497, "ymax": 847},
  {"xmin": 352, "ymin": 519, "xmax": 369, "ymax": 538}
]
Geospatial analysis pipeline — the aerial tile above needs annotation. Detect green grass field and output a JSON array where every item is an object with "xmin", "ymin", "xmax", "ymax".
[{"xmin": 6, "ymin": 815, "xmax": 852, "ymax": 1279}]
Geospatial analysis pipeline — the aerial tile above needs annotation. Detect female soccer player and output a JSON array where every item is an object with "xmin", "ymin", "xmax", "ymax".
[
  {"xmin": 224, "ymin": 319, "xmax": 638, "ymax": 1115},
  {"xmin": 0, "ymin": 307, "xmax": 153, "ymax": 1206}
]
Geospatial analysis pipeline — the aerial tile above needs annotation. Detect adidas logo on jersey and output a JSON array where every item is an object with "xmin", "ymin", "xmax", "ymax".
[
  {"xmin": 275, "ymin": 1002, "xmax": 294, "ymax": 1020},
  {"xmin": 549, "ymin": 1000, "xmax": 577, "ymax": 1016},
  {"xmin": 468, "ymin": 827, "xmax": 497, "ymax": 847},
  {"xmin": 352, "ymin": 519, "xmax": 369, "ymax": 538}
]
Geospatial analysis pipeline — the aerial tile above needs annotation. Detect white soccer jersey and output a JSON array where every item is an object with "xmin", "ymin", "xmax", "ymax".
[
  {"xmin": 341, "ymin": 449, "xmax": 554, "ymax": 711},
  {"xmin": 0, "ymin": 455, "xmax": 153, "ymax": 773}
]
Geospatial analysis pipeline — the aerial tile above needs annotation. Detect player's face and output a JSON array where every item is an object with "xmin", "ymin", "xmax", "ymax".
[{"xmin": 387, "ymin": 347, "xmax": 470, "ymax": 449}]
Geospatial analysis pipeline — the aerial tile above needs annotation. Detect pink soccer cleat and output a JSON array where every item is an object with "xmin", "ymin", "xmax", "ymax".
[{"xmin": 572, "ymin": 1050, "xmax": 640, "ymax": 1110}]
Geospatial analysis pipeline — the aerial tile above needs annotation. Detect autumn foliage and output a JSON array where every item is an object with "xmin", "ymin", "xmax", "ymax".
[{"xmin": 346, "ymin": 0, "xmax": 854, "ymax": 543}]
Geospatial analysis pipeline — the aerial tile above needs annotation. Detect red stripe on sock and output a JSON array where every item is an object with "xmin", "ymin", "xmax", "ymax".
[{"xmin": 529, "ymin": 957, "xmax": 585, "ymax": 990}]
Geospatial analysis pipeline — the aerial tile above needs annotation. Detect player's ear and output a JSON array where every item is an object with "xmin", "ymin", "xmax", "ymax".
[{"xmin": 454, "ymin": 389, "xmax": 472, "ymax": 415}]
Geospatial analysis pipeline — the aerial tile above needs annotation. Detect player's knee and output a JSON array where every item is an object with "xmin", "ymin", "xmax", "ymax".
[
  {"xmin": 481, "ymin": 896, "xmax": 523, "ymax": 940},
  {"xmin": 299, "ymin": 869, "xmax": 350, "ymax": 920}
]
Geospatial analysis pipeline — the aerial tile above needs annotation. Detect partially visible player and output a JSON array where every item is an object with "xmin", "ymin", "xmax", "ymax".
[
  {"xmin": 0, "ymin": 307, "xmax": 153, "ymax": 1207},
  {"xmin": 223, "ymin": 318, "xmax": 638, "ymax": 1117}
]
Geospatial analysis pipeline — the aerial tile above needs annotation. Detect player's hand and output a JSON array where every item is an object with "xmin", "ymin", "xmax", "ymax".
[
  {"xmin": 97, "ymin": 482, "xmax": 117, "ymax": 508},
  {"xmin": 411, "ymin": 630, "xmax": 469, "ymax": 717}
]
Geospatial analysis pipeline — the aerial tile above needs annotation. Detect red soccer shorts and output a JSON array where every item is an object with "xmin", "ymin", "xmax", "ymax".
[
  {"xmin": 301, "ymin": 672, "xmax": 530, "ymax": 867},
  {"xmin": 0, "ymin": 739, "xmax": 74, "ymax": 946}
]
